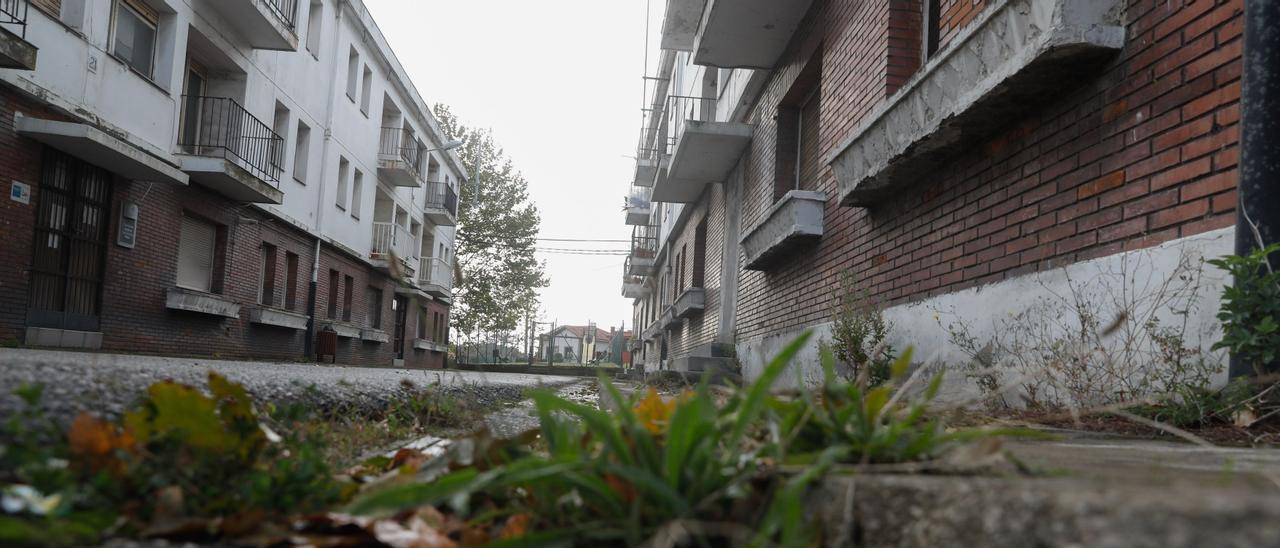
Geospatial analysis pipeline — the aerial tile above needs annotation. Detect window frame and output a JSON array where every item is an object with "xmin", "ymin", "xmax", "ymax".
[
  {"xmin": 258, "ymin": 243, "xmax": 278, "ymax": 306},
  {"xmin": 109, "ymin": 0, "xmax": 159, "ymax": 80}
]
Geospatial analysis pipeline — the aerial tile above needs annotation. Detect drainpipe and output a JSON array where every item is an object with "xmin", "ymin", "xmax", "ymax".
[
  {"xmin": 1231, "ymin": 0, "xmax": 1280, "ymax": 377},
  {"xmin": 305, "ymin": 0, "xmax": 347, "ymax": 359}
]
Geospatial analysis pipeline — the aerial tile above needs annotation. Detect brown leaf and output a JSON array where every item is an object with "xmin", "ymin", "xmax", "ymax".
[
  {"xmin": 371, "ymin": 516, "xmax": 457, "ymax": 548},
  {"xmin": 499, "ymin": 513, "xmax": 530, "ymax": 540},
  {"xmin": 67, "ymin": 413, "xmax": 134, "ymax": 475}
]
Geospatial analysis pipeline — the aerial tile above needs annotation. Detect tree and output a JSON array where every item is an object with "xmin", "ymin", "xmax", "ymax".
[{"xmin": 433, "ymin": 105, "xmax": 548, "ymax": 340}]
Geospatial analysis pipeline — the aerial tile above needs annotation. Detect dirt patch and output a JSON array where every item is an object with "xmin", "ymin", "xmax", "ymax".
[{"xmin": 980, "ymin": 410, "xmax": 1280, "ymax": 447}]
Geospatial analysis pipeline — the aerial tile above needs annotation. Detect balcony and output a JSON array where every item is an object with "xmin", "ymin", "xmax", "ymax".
[
  {"xmin": 653, "ymin": 95, "xmax": 752, "ymax": 203},
  {"xmin": 627, "ymin": 225, "xmax": 658, "ymax": 276},
  {"xmin": 741, "ymin": 190, "xmax": 825, "ymax": 271},
  {"xmin": 206, "ymin": 0, "xmax": 299, "ymax": 51},
  {"xmin": 371, "ymin": 222, "xmax": 417, "ymax": 277},
  {"xmin": 625, "ymin": 187, "xmax": 652, "ymax": 226},
  {"xmin": 692, "ymin": 0, "xmax": 815, "ymax": 69},
  {"xmin": 177, "ymin": 96, "xmax": 284, "ymax": 204},
  {"xmin": 661, "ymin": 306, "xmax": 681, "ymax": 329},
  {"xmin": 378, "ymin": 127, "xmax": 423, "ymax": 188},
  {"xmin": 673, "ymin": 287, "xmax": 705, "ymax": 319},
  {"xmin": 418, "ymin": 257, "xmax": 454, "ymax": 299},
  {"xmin": 660, "ymin": 0, "xmax": 706, "ymax": 51},
  {"xmin": 831, "ymin": 0, "xmax": 1124, "ymax": 207},
  {"xmin": 424, "ymin": 181, "xmax": 458, "ymax": 226},
  {"xmin": 0, "ymin": 0, "xmax": 37, "ymax": 70},
  {"xmin": 622, "ymin": 275, "xmax": 649, "ymax": 299}
]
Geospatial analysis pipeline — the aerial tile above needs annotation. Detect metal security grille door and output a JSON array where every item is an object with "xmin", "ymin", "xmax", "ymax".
[
  {"xmin": 28, "ymin": 150, "xmax": 113, "ymax": 332},
  {"xmin": 392, "ymin": 296, "xmax": 408, "ymax": 360}
]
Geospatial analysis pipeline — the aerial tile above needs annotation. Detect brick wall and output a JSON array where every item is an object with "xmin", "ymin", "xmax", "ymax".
[
  {"xmin": 666, "ymin": 183, "xmax": 726, "ymax": 357},
  {"xmin": 317, "ymin": 247, "xmax": 399, "ymax": 366},
  {"xmin": 732, "ymin": 0, "xmax": 1241, "ymax": 343},
  {"xmin": 0, "ymin": 91, "xmax": 54, "ymax": 345}
]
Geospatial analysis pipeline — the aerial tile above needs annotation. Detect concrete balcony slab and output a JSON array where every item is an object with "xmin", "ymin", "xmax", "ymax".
[
  {"xmin": 0, "ymin": 26, "xmax": 37, "ymax": 70},
  {"xmin": 692, "ymin": 0, "xmax": 815, "ymax": 69},
  {"xmin": 830, "ymin": 0, "xmax": 1125, "ymax": 207},
  {"xmin": 179, "ymin": 155, "xmax": 284, "ymax": 204},
  {"xmin": 661, "ymin": 307, "xmax": 681, "ymax": 329},
  {"xmin": 15, "ymin": 116, "xmax": 188, "ymax": 186},
  {"xmin": 166, "ymin": 287, "xmax": 241, "ymax": 319},
  {"xmin": 248, "ymin": 306, "xmax": 309, "ymax": 330},
  {"xmin": 741, "ymin": 190, "xmax": 826, "ymax": 271},
  {"xmin": 318, "ymin": 321, "xmax": 361, "ymax": 339},
  {"xmin": 205, "ymin": 0, "xmax": 299, "ymax": 51},
  {"xmin": 634, "ymin": 157, "xmax": 660, "ymax": 187},
  {"xmin": 377, "ymin": 158, "xmax": 421, "ymax": 188},
  {"xmin": 414, "ymin": 338, "xmax": 447, "ymax": 352},
  {"xmin": 660, "ymin": 0, "xmax": 706, "ymax": 51},
  {"xmin": 673, "ymin": 288, "xmax": 705, "ymax": 319},
  {"xmin": 361, "ymin": 328, "xmax": 390, "ymax": 343},
  {"xmin": 654, "ymin": 120, "xmax": 753, "ymax": 203},
  {"xmin": 626, "ymin": 204, "xmax": 652, "ymax": 226}
]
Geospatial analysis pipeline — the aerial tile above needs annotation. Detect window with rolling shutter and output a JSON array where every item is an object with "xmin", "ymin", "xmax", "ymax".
[
  {"xmin": 774, "ymin": 50, "xmax": 823, "ymax": 200},
  {"xmin": 177, "ymin": 216, "xmax": 217, "ymax": 292},
  {"xmin": 31, "ymin": 0, "xmax": 61, "ymax": 17}
]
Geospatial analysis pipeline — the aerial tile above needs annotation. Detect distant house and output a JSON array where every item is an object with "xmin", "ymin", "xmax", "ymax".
[{"xmin": 539, "ymin": 325, "xmax": 613, "ymax": 364}]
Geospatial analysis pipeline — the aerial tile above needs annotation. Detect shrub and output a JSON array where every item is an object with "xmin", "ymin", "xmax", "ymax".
[
  {"xmin": 826, "ymin": 272, "xmax": 896, "ymax": 387},
  {"xmin": 1209, "ymin": 242, "xmax": 1280, "ymax": 375}
]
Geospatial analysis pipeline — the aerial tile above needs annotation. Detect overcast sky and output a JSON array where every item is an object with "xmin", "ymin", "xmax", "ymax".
[{"xmin": 365, "ymin": 0, "xmax": 663, "ymax": 333}]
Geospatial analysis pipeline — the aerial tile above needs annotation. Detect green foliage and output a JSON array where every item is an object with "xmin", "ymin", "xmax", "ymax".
[
  {"xmin": 1210, "ymin": 242, "xmax": 1280, "ymax": 374},
  {"xmin": 1126, "ymin": 378, "xmax": 1255, "ymax": 429},
  {"xmin": 433, "ymin": 104, "xmax": 549, "ymax": 336},
  {"xmin": 826, "ymin": 272, "xmax": 896, "ymax": 387}
]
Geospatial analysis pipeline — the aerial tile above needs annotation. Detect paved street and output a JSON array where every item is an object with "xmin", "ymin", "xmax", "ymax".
[{"xmin": 0, "ymin": 348, "xmax": 580, "ymax": 424}]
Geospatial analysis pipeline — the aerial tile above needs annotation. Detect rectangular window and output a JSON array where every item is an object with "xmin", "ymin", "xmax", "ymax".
[
  {"xmin": 417, "ymin": 308, "xmax": 427, "ymax": 340},
  {"xmin": 271, "ymin": 102, "xmax": 290, "ymax": 176},
  {"xmin": 346, "ymin": 47, "xmax": 359, "ymax": 101},
  {"xmin": 112, "ymin": 0, "xmax": 158, "ymax": 78},
  {"xmin": 293, "ymin": 121, "xmax": 311, "ymax": 184},
  {"xmin": 795, "ymin": 88, "xmax": 821, "ymax": 191},
  {"xmin": 305, "ymin": 0, "xmax": 323, "ymax": 56},
  {"xmin": 360, "ymin": 65, "xmax": 373, "ymax": 115},
  {"xmin": 177, "ymin": 215, "xmax": 217, "ymax": 293},
  {"xmin": 259, "ymin": 243, "xmax": 278, "ymax": 306},
  {"xmin": 775, "ymin": 51, "xmax": 822, "ymax": 199},
  {"xmin": 350, "ymin": 170, "xmax": 363, "ymax": 219},
  {"xmin": 327, "ymin": 269, "xmax": 339, "ymax": 319},
  {"xmin": 284, "ymin": 252, "xmax": 299, "ymax": 311},
  {"xmin": 342, "ymin": 275, "xmax": 354, "ymax": 322},
  {"xmin": 366, "ymin": 286, "xmax": 382, "ymax": 328},
  {"xmin": 693, "ymin": 219, "xmax": 707, "ymax": 288},
  {"xmin": 924, "ymin": 0, "xmax": 942, "ymax": 60},
  {"xmin": 335, "ymin": 157, "xmax": 349, "ymax": 210}
]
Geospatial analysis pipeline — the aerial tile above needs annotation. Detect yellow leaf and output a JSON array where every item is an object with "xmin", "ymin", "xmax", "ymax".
[
  {"xmin": 499, "ymin": 513, "xmax": 530, "ymax": 540},
  {"xmin": 68, "ymin": 413, "xmax": 134, "ymax": 475},
  {"xmin": 633, "ymin": 388, "xmax": 676, "ymax": 435}
]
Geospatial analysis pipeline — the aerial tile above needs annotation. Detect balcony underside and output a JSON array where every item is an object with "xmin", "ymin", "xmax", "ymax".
[
  {"xmin": 622, "ymin": 283, "xmax": 646, "ymax": 299},
  {"xmin": 692, "ymin": 0, "xmax": 815, "ymax": 69},
  {"xmin": 661, "ymin": 0, "xmax": 706, "ymax": 51},
  {"xmin": 661, "ymin": 308, "xmax": 681, "ymax": 329},
  {"xmin": 634, "ymin": 157, "xmax": 660, "ymax": 187},
  {"xmin": 421, "ymin": 281, "xmax": 450, "ymax": 299},
  {"xmin": 741, "ymin": 190, "xmax": 825, "ymax": 271},
  {"xmin": 179, "ymin": 155, "xmax": 283, "ymax": 204},
  {"xmin": 653, "ymin": 120, "xmax": 752, "ymax": 203},
  {"xmin": 415, "ymin": 339, "xmax": 447, "ymax": 353},
  {"xmin": 15, "ymin": 116, "xmax": 188, "ymax": 185},
  {"xmin": 673, "ymin": 288, "xmax": 705, "ymax": 319},
  {"xmin": 378, "ymin": 159, "xmax": 421, "ymax": 187},
  {"xmin": 0, "ymin": 27, "xmax": 37, "ymax": 70},
  {"xmin": 205, "ymin": 0, "xmax": 298, "ymax": 51},
  {"xmin": 626, "ymin": 206, "xmax": 651, "ymax": 226},
  {"xmin": 424, "ymin": 206, "xmax": 456, "ymax": 227},
  {"xmin": 831, "ymin": 0, "xmax": 1125, "ymax": 207},
  {"xmin": 626, "ymin": 256, "xmax": 656, "ymax": 276}
]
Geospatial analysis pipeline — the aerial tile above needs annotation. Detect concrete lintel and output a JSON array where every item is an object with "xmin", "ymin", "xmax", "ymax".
[
  {"xmin": 247, "ymin": 306, "xmax": 310, "ymax": 330},
  {"xmin": 0, "ymin": 26, "xmax": 37, "ymax": 70},
  {"xmin": 740, "ymin": 190, "xmax": 826, "ymax": 271},
  {"xmin": 15, "ymin": 115, "xmax": 188, "ymax": 185},
  {"xmin": 692, "ymin": 0, "xmax": 816, "ymax": 69},
  {"xmin": 830, "ymin": 0, "xmax": 1125, "ymax": 207},
  {"xmin": 179, "ymin": 155, "xmax": 284, "ymax": 204},
  {"xmin": 166, "ymin": 287, "xmax": 241, "ymax": 319}
]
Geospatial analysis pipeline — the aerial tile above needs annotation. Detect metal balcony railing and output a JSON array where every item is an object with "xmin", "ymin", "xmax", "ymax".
[
  {"xmin": 379, "ymin": 127, "xmax": 423, "ymax": 174},
  {"xmin": 178, "ymin": 95, "xmax": 284, "ymax": 185},
  {"xmin": 425, "ymin": 181, "xmax": 459, "ymax": 217},
  {"xmin": 419, "ymin": 257, "xmax": 454, "ymax": 292},
  {"xmin": 631, "ymin": 224, "xmax": 658, "ymax": 259},
  {"xmin": 263, "ymin": 0, "xmax": 299, "ymax": 30},
  {"xmin": 371, "ymin": 222, "xmax": 417, "ymax": 265},
  {"xmin": 1, "ymin": 0, "xmax": 29, "ymax": 39}
]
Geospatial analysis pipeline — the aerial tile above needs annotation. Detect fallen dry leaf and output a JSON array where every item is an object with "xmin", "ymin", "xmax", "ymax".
[{"xmin": 499, "ymin": 513, "xmax": 530, "ymax": 540}]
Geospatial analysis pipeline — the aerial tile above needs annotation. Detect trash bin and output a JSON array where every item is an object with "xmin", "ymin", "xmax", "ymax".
[{"xmin": 317, "ymin": 327, "xmax": 337, "ymax": 364}]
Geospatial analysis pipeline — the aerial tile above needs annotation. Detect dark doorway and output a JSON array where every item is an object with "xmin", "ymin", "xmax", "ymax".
[
  {"xmin": 27, "ymin": 149, "xmax": 114, "ymax": 332},
  {"xmin": 392, "ymin": 295, "xmax": 408, "ymax": 360}
]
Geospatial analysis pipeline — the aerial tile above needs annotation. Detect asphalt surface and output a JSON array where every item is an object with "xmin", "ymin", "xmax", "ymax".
[{"xmin": 0, "ymin": 348, "xmax": 580, "ymax": 425}]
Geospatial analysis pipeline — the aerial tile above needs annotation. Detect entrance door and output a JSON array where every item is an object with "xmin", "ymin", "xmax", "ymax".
[
  {"xmin": 28, "ymin": 150, "xmax": 113, "ymax": 332},
  {"xmin": 392, "ymin": 295, "xmax": 409, "ymax": 361},
  {"xmin": 180, "ymin": 63, "xmax": 207, "ymax": 154}
]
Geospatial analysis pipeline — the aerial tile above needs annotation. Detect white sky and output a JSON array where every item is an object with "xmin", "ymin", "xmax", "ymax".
[{"xmin": 365, "ymin": 0, "xmax": 664, "ymax": 333}]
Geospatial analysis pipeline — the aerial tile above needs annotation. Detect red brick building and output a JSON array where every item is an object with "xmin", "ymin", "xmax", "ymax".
[{"xmin": 628, "ymin": 0, "xmax": 1241, "ymax": 386}]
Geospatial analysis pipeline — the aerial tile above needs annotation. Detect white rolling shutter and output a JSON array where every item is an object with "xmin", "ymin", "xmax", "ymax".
[{"xmin": 177, "ymin": 215, "xmax": 216, "ymax": 292}]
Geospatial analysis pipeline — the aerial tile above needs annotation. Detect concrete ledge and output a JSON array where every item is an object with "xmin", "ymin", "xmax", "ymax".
[
  {"xmin": 660, "ymin": 0, "xmax": 705, "ymax": 51},
  {"xmin": 740, "ymin": 190, "xmax": 826, "ymax": 271},
  {"xmin": 811, "ymin": 473, "xmax": 1280, "ymax": 547},
  {"xmin": 634, "ymin": 157, "xmax": 660, "ymax": 187},
  {"xmin": 318, "ymin": 321, "xmax": 362, "ymax": 339},
  {"xmin": 247, "ymin": 306, "xmax": 309, "ymax": 330},
  {"xmin": 361, "ymin": 328, "xmax": 390, "ymax": 343},
  {"xmin": 24, "ymin": 328, "xmax": 102, "ymax": 350},
  {"xmin": 627, "ymin": 255, "xmax": 657, "ymax": 276},
  {"xmin": 178, "ymin": 155, "xmax": 284, "ymax": 205},
  {"xmin": 643, "ymin": 321, "xmax": 663, "ymax": 341},
  {"xmin": 661, "ymin": 307, "xmax": 682, "ymax": 329},
  {"xmin": 207, "ymin": 0, "xmax": 299, "ymax": 51},
  {"xmin": 673, "ymin": 288, "xmax": 705, "ymax": 318},
  {"xmin": 656, "ymin": 120, "xmax": 754, "ymax": 203},
  {"xmin": 0, "ymin": 26, "xmax": 37, "ymax": 70},
  {"xmin": 413, "ymin": 338, "xmax": 447, "ymax": 352},
  {"xmin": 622, "ymin": 281, "xmax": 648, "ymax": 299},
  {"xmin": 693, "ymin": 0, "xmax": 816, "ymax": 69},
  {"xmin": 16, "ymin": 115, "xmax": 188, "ymax": 185},
  {"xmin": 165, "ymin": 287, "xmax": 241, "ymax": 319},
  {"xmin": 830, "ymin": 0, "xmax": 1125, "ymax": 207}
]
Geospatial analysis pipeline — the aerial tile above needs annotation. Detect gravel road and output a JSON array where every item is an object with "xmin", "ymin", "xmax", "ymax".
[{"xmin": 0, "ymin": 348, "xmax": 581, "ymax": 425}]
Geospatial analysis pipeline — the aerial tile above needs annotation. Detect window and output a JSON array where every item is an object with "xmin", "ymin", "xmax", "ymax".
[
  {"xmin": 417, "ymin": 308, "xmax": 427, "ymax": 339},
  {"xmin": 327, "ymin": 269, "xmax": 339, "ymax": 319},
  {"xmin": 177, "ymin": 215, "xmax": 217, "ymax": 292},
  {"xmin": 693, "ymin": 219, "xmax": 707, "ymax": 288},
  {"xmin": 360, "ymin": 65, "xmax": 373, "ymax": 115},
  {"xmin": 335, "ymin": 157, "xmax": 349, "ymax": 210},
  {"xmin": 305, "ymin": 0, "xmax": 323, "ymax": 56},
  {"xmin": 678, "ymin": 244, "xmax": 687, "ymax": 294},
  {"xmin": 271, "ymin": 102, "xmax": 290, "ymax": 175},
  {"xmin": 366, "ymin": 287, "xmax": 382, "ymax": 329},
  {"xmin": 342, "ymin": 275, "xmax": 354, "ymax": 322},
  {"xmin": 259, "ymin": 243, "xmax": 278, "ymax": 306},
  {"xmin": 924, "ymin": 0, "xmax": 941, "ymax": 61},
  {"xmin": 284, "ymin": 252, "xmax": 299, "ymax": 311},
  {"xmin": 293, "ymin": 121, "xmax": 311, "ymax": 184},
  {"xmin": 774, "ymin": 51, "xmax": 822, "ymax": 199},
  {"xmin": 112, "ymin": 0, "xmax": 158, "ymax": 79},
  {"xmin": 346, "ymin": 47, "xmax": 359, "ymax": 101},
  {"xmin": 350, "ymin": 170, "xmax": 363, "ymax": 219}
]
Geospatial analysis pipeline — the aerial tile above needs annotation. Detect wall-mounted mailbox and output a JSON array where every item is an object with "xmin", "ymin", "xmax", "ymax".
[{"xmin": 117, "ymin": 201, "xmax": 139, "ymax": 249}]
